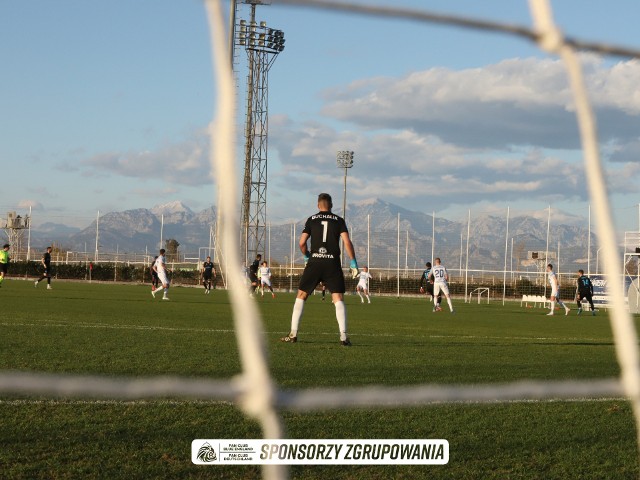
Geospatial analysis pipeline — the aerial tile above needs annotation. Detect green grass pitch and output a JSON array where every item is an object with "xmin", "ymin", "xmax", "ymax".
[{"xmin": 0, "ymin": 279, "xmax": 638, "ymax": 479}]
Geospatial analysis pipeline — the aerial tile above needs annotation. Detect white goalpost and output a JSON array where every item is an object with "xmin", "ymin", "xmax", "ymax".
[
  {"xmin": 467, "ymin": 287, "xmax": 490, "ymax": 305},
  {"xmin": 2, "ymin": 2, "xmax": 640, "ymax": 479}
]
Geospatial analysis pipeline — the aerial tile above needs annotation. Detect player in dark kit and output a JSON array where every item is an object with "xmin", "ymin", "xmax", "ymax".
[
  {"xmin": 419, "ymin": 262, "xmax": 442, "ymax": 311},
  {"xmin": 149, "ymin": 256, "xmax": 159, "ymax": 291},
  {"xmin": 202, "ymin": 256, "xmax": 216, "ymax": 294},
  {"xmin": 576, "ymin": 269, "xmax": 596, "ymax": 316},
  {"xmin": 248, "ymin": 254, "xmax": 262, "ymax": 295},
  {"xmin": 281, "ymin": 193, "xmax": 358, "ymax": 346},
  {"xmin": 35, "ymin": 246, "xmax": 53, "ymax": 289}
]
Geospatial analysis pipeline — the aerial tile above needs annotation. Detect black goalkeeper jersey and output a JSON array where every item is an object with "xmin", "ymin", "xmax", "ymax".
[
  {"xmin": 577, "ymin": 275, "xmax": 594, "ymax": 294},
  {"xmin": 303, "ymin": 211, "xmax": 348, "ymax": 262},
  {"xmin": 203, "ymin": 261, "xmax": 214, "ymax": 276},
  {"xmin": 249, "ymin": 259, "xmax": 260, "ymax": 275},
  {"xmin": 419, "ymin": 268, "xmax": 432, "ymax": 287}
]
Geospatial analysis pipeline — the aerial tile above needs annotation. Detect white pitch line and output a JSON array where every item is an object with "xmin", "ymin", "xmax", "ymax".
[
  {"xmin": 0, "ymin": 322, "xmax": 237, "ymax": 334},
  {"xmin": 0, "ymin": 321, "xmax": 612, "ymax": 343},
  {"xmin": 0, "ymin": 399, "xmax": 233, "ymax": 406},
  {"xmin": 0, "ymin": 397, "xmax": 627, "ymax": 406}
]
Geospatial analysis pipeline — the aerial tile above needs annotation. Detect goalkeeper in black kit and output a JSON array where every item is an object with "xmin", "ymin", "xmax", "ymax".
[
  {"xmin": 281, "ymin": 193, "xmax": 358, "ymax": 346},
  {"xmin": 576, "ymin": 269, "xmax": 596, "ymax": 316}
]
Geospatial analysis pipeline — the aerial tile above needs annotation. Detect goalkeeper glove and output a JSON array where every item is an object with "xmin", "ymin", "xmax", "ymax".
[
  {"xmin": 303, "ymin": 252, "xmax": 310, "ymax": 265},
  {"xmin": 349, "ymin": 259, "xmax": 359, "ymax": 279}
]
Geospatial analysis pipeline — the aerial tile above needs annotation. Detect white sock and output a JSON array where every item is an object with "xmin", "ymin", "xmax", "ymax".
[
  {"xmin": 334, "ymin": 300, "xmax": 347, "ymax": 341},
  {"xmin": 550, "ymin": 300, "xmax": 555, "ymax": 312},
  {"xmin": 358, "ymin": 290, "xmax": 364, "ymax": 301},
  {"xmin": 365, "ymin": 294, "xmax": 370, "ymax": 303},
  {"xmin": 447, "ymin": 297, "xmax": 453, "ymax": 311},
  {"xmin": 290, "ymin": 298, "xmax": 305, "ymax": 337}
]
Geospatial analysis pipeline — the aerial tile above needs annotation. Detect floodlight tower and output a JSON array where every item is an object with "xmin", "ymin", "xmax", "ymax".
[
  {"xmin": 336, "ymin": 151, "xmax": 355, "ymax": 222},
  {"xmin": 2, "ymin": 211, "xmax": 31, "ymax": 260},
  {"xmin": 236, "ymin": 0, "xmax": 285, "ymax": 264},
  {"xmin": 337, "ymin": 151, "xmax": 354, "ymax": 266}
]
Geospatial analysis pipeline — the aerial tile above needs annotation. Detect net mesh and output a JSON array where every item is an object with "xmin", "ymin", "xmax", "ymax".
[{"xmin": 2, "ymin": 2, "xmax": 640, "ymax": 479}]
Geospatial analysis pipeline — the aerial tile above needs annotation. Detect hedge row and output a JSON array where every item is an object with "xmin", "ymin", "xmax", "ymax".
[
  {"xmin": 5, "ymin": 261, "xmax": 574, "ymax": 297},
  {"xmin": 6, "ymin": 261, "xmax": 203, "ymax": 286}
]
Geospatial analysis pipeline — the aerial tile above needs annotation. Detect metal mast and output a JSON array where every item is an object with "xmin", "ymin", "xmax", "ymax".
[
  {"xmin": 2, "ymin": 211, "xmax": 31, "ymax": 260},
  {"xmin": 236, "ymin": 1, "xmax": 285, "ymax": 264}
]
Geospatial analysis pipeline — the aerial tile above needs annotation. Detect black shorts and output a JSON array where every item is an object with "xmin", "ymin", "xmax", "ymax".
[
  {"xmin": 578, "ymin": 290, "xmax": 593, "ymax": 300},
  {"xmin": 298, "ymin": 260, "xmax": 345, "ymax": 295},
  {"xmin": 249, "ymin": 273, "xmax": 259, "ymax": 284},
  {"xmin": 203, "ymin": 273, "xmax": 212, "ymax": 280},
  {"xmin": 0, "ymin": 263, "xmax": 7, "ymax": 274},
  {"xmin": 425, "ymin": 283, "xmax": 436, "ymax": 296}
]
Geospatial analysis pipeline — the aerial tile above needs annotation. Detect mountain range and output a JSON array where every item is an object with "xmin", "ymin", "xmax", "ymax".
[{"xmin": 24, "ymin": 199, "xmax": 595, "ymax": 271}]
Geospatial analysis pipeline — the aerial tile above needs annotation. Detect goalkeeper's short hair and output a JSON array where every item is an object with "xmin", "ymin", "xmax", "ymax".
[{"xmin": 318, "ymin": 193, "xmax": 333, "ymax": 209}]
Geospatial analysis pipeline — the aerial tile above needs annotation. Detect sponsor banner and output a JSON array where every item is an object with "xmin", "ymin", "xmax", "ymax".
[
  {"xmin": 192, "ymin": 439, "xmax": 449, "ymax": 465},
  {"xmin": 591, "ymin": 275, "xmax": 632, "ymax": 307}
]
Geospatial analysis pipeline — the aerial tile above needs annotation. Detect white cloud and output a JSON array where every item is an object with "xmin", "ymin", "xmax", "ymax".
[
  {"xmin": 17, "ymin": 200, "xmax": 43, "ymax": 210},
  {"xmin": 265, "ymin": 55, "xmax": 640, "ymax": 216},
  {"xmin": 271, "ymin": 131, "xmax": 635, "ymax": 213},
  {"xmin": 52, "ymin": 56, "xmax": 640, "ymax": 221},
  {"xmin": 320, "ymin": 56, "xmax": 640, "ymax": 149},
  {"xmin": 79, "ymin": 130, "xmax": 213, "ymax": 186}
]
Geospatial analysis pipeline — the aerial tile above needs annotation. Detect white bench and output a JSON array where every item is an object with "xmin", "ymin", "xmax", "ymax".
[{"xmin": 520, "ymin": 294, "xmax": 548, "ymax": 308}]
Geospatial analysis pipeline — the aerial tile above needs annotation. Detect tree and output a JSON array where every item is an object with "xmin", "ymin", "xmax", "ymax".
[{"xmin": 165, "ymin": 239, "xmax": 180, "ymax": 262}]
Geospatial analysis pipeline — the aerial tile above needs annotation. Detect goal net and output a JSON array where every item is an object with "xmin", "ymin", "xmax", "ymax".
[{"xmin": 2, "ymin": 2, "xmax": 640, "ymax": 480}]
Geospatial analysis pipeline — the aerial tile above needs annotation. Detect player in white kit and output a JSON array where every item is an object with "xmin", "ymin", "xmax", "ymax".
[
  {"xmin": 356, "ymin": 266, "xmax": 372, "ymax": 303},
  {"xmin": 431, "ymin": 258, "xmax": 454, "ymax": 314},
  {"xmin": 546, "ymin": 263, "xmax": 570, "ymax": 315},
  {"xmin": 151, "ymin": 248, "xmax": 170, "ymax": 300},
  {"xmin": 259, "ymin": 261, "xmax": 275, "ymax": 298}
]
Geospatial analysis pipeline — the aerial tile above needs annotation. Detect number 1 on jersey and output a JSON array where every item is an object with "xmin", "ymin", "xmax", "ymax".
[{"xmin": 321, "ymin": 221, "xmax": 328, "ymax": 243}]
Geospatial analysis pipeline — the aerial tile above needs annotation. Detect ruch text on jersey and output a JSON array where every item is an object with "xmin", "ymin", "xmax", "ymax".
[{"xmin": 311, "ymin": 214, "xmax": 339, "ymax": 221}]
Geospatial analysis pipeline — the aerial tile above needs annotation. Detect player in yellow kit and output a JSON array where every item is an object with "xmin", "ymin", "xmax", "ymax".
[{"xmin": 0, "ymin": 244, "xmax": 10, "ymax": 287}]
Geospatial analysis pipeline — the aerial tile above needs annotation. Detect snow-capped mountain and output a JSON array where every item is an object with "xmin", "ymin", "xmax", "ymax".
[{"xmin": 29, "ymin": 199, "xmax": 595, "ymax": 269}]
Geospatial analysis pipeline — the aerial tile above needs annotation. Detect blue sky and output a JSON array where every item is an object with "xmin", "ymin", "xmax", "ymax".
[{"xmin": 2, "ymin": 0, "xmax": 640, "ymax": 233}]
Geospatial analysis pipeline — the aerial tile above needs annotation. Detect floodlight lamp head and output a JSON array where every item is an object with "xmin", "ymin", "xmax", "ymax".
[{"xmin": 336, "ymin": 150, "xmax": 355, "ymax": 168}]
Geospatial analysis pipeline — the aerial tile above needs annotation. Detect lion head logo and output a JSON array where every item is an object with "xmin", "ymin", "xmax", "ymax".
[{"xmin": 197, "ymin": 442, "xmax": 217, "ymax": 462}]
